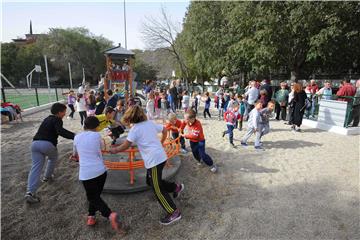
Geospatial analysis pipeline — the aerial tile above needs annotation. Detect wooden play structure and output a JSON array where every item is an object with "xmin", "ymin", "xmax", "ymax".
[{"xmin": 104, "ymin": 44, "xmax": 135, "ymax": 103}]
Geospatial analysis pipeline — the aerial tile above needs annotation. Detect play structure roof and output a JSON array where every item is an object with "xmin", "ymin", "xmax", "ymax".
[{"xmin": 104, "ymin": 45, "xmax": 135, "ymax": 59}]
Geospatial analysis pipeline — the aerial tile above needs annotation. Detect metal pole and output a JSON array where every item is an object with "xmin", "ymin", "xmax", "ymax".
[
  {"xmin": 68, "ymin": 62, "xmax": 73, "ymax": 89},
  {"xmin": 1, "ymin": 88, "xmax": 6, "ymax": 102},
  {"xmin": 124, "ymin": 0, "xmax": 127, "ymax": 49},
  {"xmin": 55, "ymin": 88, "xmax": 59, "ymax": 101},
  {"xmin": 35, "ymin": 88, "xmax": 40, "ymax": 106},
  {"xmin": 44, "ymin": 55, "xmax": 51, "ymax": 103},
  {"xmin": 82, "ymin": 67, "xmax": 85, "ymax": 86}
]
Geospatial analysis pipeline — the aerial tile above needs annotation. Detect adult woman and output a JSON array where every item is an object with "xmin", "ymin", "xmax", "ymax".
[
  {"xmin": 291, "ymin": 83, "xmax": 307, "ymax": 132},
  {"xmin": 169, "ymin": 80, "xmax": 178, "ymax": 113}
]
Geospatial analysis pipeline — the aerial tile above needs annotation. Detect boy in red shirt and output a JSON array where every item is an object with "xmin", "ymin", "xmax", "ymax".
[
  {"xmin": 222, "ymin": 102, "xmax": 241, "ymax": 148},
  {"xmin": 165, "ymin": 113, "xmax": 187, "ymax": 153},
  {"xmin": 182, "ymin": 109, "xmax": 217, "ymax": 173}
]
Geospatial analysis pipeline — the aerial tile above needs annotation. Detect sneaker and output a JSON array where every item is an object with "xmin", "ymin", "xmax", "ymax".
[
  {"xmin": 196, "ymin": 161, "xmax": 202, "ymax": 166},
  {"xmin": 180, "ymin": 148, "xmax": 188, "ymax": 154},
  {"xmin": 254, "ymin": 146, "xmax": 265, "ymax": 151},
  {"xmin": 87, "ymin": 216, "xmax": 96, "ymax": 226},
  {"xmin": 173, "ymin": 183, "xmax": 184, "ymax": 199},
  {"xmin": 67, "ymin": 116, "xmax": 71, "ymax": 120},
  {"xmin": 160, "ymin": 209, "xmax": 181, "ymax": 225},
  {"xmin": 230, "ymin": 143, "xmax": 237, "ymax": 148},
  {"xmin": 25, "ymin": 192, "xmax": 40, "ymax": 204},
  {"xmin": 41, "ymin": 174, "xmax": 54, "ymax": 182},
  {"xmin": 296, "ymin": 128, "xmax": 302, "ymax": 132},
  {"xmin": 222, "ymin": 131, "xmax": 226, "ymax": 138},
  {"xmin": 109, "ymin": 212, "xmax": 122, "ymax": 232},
  {"xmin": 240, "ymin": 142, "xmax": 248, "ymax": 147},
  {"xmin": 210, "ymin": 165, "xmax": 217, "ymax": 173}
]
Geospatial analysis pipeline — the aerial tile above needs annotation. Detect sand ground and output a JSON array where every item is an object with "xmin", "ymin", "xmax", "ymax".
[{"xmin": 1, "ymin": 107, "xmax": 359, "ymax": 240}]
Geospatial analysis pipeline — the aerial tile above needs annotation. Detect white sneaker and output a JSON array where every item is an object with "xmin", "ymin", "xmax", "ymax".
[
  {"xmin": 67, "ymin": 116, "xmax": 71, "ymax": 120},
  {"xmin": 180, "ymin": 148, "xmax": 188, "ymax": 154},
  {"xmin": 196, "ymin": 161, "xmax": 202, "ymax": 166},
  {"xmin": 210, "ymin": 165, "xmax": 217, "ymax": 173}
]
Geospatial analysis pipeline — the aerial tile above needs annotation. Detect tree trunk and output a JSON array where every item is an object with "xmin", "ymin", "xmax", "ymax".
[{"xmin": 290, "ymin": 67, "xmax": 300, "ymax": 82}]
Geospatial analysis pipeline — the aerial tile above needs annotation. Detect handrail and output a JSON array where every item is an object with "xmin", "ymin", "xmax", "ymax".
[{"xmin": 102, "ymin": 135, "xmax": 181, "ymax": 185}]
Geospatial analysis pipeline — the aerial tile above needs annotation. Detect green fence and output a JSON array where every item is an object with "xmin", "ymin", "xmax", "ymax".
[{"xmin": 1, "ymin": 87, "xmax": 69, "ymax": 110}]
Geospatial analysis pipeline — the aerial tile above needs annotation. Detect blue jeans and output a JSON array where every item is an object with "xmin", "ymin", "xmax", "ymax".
[
  {"xmin": 224, "ymin": 125, "xmax": 234, "ymax": 144},
  {"xmin": 27, "ymin": 141, "xmax": 58, "ymax": 194},
  {"xmin": 189, "ymin": 140, "xmax": 213, "ymax": 167}
]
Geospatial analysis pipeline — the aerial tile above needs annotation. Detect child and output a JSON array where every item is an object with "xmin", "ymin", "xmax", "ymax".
[
  {"xmin": 222, "ymin": 102, "xmax": 240, "ymax": 148},
  {"xmin": 114, "ymin": 99, "xmax": 125, "ymax": 123},
  {"xmin": 111, "ymin": 106, "xmax": 184, "ymax": 225},
  {"xmin": 67, "ymin": 90, "xmax": 76, "ymax": 119},
  {"xmin": 165, "ymin": 113, "xmax": 187, "ymax": 154},
  {"xmin": 182, "ymin": 109, "xmax": 217, "ymax": 172},
  {"xmin": 146, "ymin": 92, "xmax": 155, "ymax": 120},
  {"xmin": 86, "ymin": 91, "xmax": 97, "ymax": 116},
  {"xmin": 240, "ymin": 100, "xmax": 264, "ymax": 150},
  {"xmin": 71, "ymin": 116, "xmax": 125, "ymax": 233},
  {"xmin": 259, "ymin": 100, "xmax": 275, "ymax": 142},
  {"xmin": 154, "ymin": 91, "xmax": 161, "ymax": 118},
  {"xmin": 181, "ymin": 91, "xmax": 190, "ymax": 112},
  {"xmin": 202, "ymin": 92, "xmax": 211, "ymax": 118},
  {"xmin": 160, "ymin": 93, "xmax": 169, "ymax": 123},
  {"xmin": 75, "ymin": 93, "xmax": 87, "ymax": 126},
  {"xmin": 96, "ymin": 106, "xmax": 124, "ymax": 145},
  {"xmin": 217, "ymin": 93, "xmax": 226, "ymax": 121},
  {"xmin": 259, "ymin": 89, "xmax": 268, "ymax": 108},
  {"xmin": 191, "ymin": 92, "xmax": 199, "ymax": 114},
  {"xmin": 95, "ymin": 92, "xmax": 107, "ymax": 115},
  {"xmin": 25, "ymin": 103, "xmax": 75, "ymax": 203},
  {"xmin": 237, "ymin": 95, "xmax": 247, "ymax": 131}
]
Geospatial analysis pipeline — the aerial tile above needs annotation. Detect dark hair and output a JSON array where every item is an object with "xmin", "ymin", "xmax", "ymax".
[
  {"xmin": 105, "ymin": 106, "xmax": 115, "ymax": 115},
  {"xmin": 51, "ymin": 103, "xmax": 67, "ymax": 115},
  {"xmin": 344, "ymin": 78, "xmax": 350, "ymax": 83},
  {"xmin": 268, "ymin": 100, "xmax": 275, "ymax": 105},
  {"xmin": 107, "ymin": 89, "xmax": 113, "ymax": 96},
  {"xmin": 84, "ymin": 116, "xmax": 100, "ymax": 130},
  {"xmin": 77, "ymin": 93, "xmax": 83, "ymax": 102}
]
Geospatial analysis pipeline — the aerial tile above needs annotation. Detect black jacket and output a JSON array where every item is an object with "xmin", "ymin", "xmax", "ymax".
[{"xmin": 33, "ymin": 115, "xmax": 75, "ymax": 146}]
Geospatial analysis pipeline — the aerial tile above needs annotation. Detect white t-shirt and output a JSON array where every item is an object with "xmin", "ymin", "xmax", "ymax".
[
  {"xmin": 78, "ymin": 86, "xmax": 85, "ymax": 94},
  {"xmin": 74, "ymin": 131, "xmax": 106, "ymax": 181},
  {"xmin": 127, "ymin": 120, "xmax": 167, "ymax": 169},
  {"xmin": 182, "ymin": 95, "xmax": 190, "ymax": 108},
  {"xmin": 75, "ymin": 98, "xmax": 87, "ymax": 112}
]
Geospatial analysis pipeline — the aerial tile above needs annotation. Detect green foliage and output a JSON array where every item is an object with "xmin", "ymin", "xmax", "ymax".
[
  {"xmin": 179, "ymin": 1, "xmax": 360, "ymax": 81},
  {"xmin": 1, "ymin": 27, "xmax": 114, "ymax": 86}
]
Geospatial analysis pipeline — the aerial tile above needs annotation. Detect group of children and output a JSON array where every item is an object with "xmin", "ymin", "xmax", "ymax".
[
  {"xmin": 25, "ymin": 94, "xmax": 219, "ymax": 233},
  {"xmin": 145, "ymin": 88, "xmax": 210, "ymax": 123}
]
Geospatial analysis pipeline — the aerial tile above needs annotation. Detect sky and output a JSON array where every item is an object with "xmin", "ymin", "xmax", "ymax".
[{"xmin": 1, "ymin": 0, "xmax": 190, "ymax": 50}]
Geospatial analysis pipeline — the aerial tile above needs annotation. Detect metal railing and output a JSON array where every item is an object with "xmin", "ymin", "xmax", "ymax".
[{"xmin": 1, "ymin": 87, "xmax": 69, "ymax": 110}]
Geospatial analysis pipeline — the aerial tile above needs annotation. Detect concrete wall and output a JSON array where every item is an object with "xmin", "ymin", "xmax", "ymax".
[{"xmin": 317, "ymin": 100, "xmax": 348, "ymax": 127}]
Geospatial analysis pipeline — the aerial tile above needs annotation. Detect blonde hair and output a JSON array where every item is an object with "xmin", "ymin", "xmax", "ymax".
[
  {"xmin": 121, "ymin": 105, "xmax": 147, "ymax": 125},
  {"xmin": 167, "ymin": 112, "xmax": 177, "ymax": 120}
]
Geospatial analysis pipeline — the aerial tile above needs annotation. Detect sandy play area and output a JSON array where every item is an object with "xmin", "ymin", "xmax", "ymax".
[{"xmin": 1, "ymin": 107, "xmax": 359, "ymax": 240}]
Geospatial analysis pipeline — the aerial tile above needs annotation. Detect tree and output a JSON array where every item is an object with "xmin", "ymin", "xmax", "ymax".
[
  {"xmin": 179, "ymin": 1, "xmax": 360, "ymax": 82},
  {"xmin": 141, "ymin": 6, "xmax": 189, "ymax": 85}
]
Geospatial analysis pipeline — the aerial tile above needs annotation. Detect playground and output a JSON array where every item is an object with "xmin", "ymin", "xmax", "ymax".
[{"xmin": 1, "ymin": 107, "xmax": 359, "ymax": 240}]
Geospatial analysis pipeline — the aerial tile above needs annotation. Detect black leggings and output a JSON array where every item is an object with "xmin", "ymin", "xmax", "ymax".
[
  {"xmin": 147, "ymin": 161, "xmax": 177, "ymax": 214},
  {"xmin": 203, "ymin": 108, "xmax": 211, "ymax": 118},
  {"xmin": 79, "ymin": 111, "xmax": 87, "ymax": 126},
  {"xmin": 68, "ymin": 104, "xmax": 75, "ymax": 118},
  {"xmin": 82, "ymin": 172, "xmax": 111, "ymax": 218}
]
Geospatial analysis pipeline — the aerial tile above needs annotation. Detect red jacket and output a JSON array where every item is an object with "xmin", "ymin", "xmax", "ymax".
[
  {"xmin": 336, "ymin": 83, "xmax": 356, "ymax": 102},
  {"xmin": 183, "ymin": 119, "xmax": 205, "ymax": 142},
  {"xmin": 165, "ymin": 119, "xmax": 184, "ymax": 133},
  {"xmin": 224, "ymin": 109, "xmax": 241, "ymax": 126}
]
